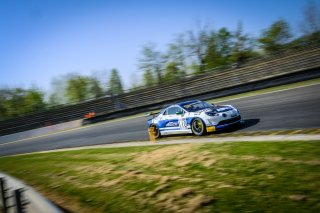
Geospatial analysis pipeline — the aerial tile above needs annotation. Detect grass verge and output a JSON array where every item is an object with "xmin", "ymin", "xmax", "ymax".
[
  {"xmin": 0, "ymin": 141, "xmax": 319, "ymax": 212},
  {"xmin": 155, "ymin": 128, "xmax": 320, "ymax": 142}
]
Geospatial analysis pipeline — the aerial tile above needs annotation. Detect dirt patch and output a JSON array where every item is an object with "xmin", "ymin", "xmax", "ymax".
[
  {"xmin": 198, "ymin": 153, "xmax": 320, "ymax": 166},
  {"xmin": 74, "ymin": 165, "xmax": 116, "ymax": 175},
  {"xmin": 155, "ymin": 192, "xmax": 215, "ymax": 213},
  {"xmin": 141, "ymin": 184, "xmax": 216, "ymax": 213},
  {"xmin": 134, "ymin": 144, "xmax": 196, "ymax": 166},
  {"xmin": 173, "ymin": 188, "xmax": 195, "ymax": 198},
  {"xmin": 174, "ymin": 153, "xmax": 218, "ymax": 169},
  {"xmin": 186, "ymin": 194, "xmax": 215, "ymax": 212},
  {"xmin": 175, "ymin": 158, "xmax": 193, "ymax": 167},
  {"xmin": 97, "ymin": 178, "xmax": 124, "ymax": 188},
  {"xmin": 281, "ymin": 159, "xmax": 320, "ymax": 165},
  {"xmin": 147, "ymin": 184, "xmax": 170, "ymax": 197},
  {"xmin": 287, "ymin": 194, "xmax": 308, "ymax": 201},
  {"xmin": 216, "ymin": 184, "xmax": 235, "ymax": 189},
  {"xmin": 202, "ymin": 159, "xmax": 217, "ymax": 167}
]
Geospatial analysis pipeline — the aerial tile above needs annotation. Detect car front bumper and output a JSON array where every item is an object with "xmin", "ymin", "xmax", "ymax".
[{"xmin": 207, "ymin": 116, "xmax": 242, "ymax": 132}]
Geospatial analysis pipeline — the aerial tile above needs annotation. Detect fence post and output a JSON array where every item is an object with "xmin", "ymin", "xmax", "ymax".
[
  {"xmin": 15, "ymin": 189, "xmax": 22, "ymax": 213},
  {"xmin": 0, "ymin": 177, "xmax": 8, "ymax": 213}
]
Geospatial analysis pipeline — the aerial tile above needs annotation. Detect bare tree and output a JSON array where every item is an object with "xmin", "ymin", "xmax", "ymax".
[
  {"xmin": 138, "ymin": 43, "xmax": 165, "ymax": 85},
  {"xmin": 185, "ymin": 22, "xmax": 211, "ymax": 73},
  {"xmin": 301, "ymin": 0, "xmax": 320, "ymax": 35}
]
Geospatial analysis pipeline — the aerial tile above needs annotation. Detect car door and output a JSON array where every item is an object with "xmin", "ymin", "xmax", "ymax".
[{"xmin": 159, "ymin": 106, "xmax": 182, "ymax": 131}]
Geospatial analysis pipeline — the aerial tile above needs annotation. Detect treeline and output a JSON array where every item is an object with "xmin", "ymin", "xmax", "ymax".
[
  {"xmin": 0, "ymin": 69, "xmax": 124, "ymax": 120},
  {"xmin": 137, "ymin": 8, "xmax": 319, "ymax": 87},
  {"xmin": 0, "ymin": 1, "xmax": 319, "ymax": 121}
]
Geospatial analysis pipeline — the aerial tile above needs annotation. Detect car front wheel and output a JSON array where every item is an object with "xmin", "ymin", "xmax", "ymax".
[
  {"xmin": 191, "ymin": 118, "xmax": 206, "ymax": 136},
  {"xmin": 149, "ymin": 125, "xmax": 161, "ymax": 139}
]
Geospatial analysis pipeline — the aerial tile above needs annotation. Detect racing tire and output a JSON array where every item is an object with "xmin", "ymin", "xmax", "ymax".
[
  {"xmin": 149, "ymin": 125, "xmax": 161, "ymax": 139},
  {"xmin": 191, "ymin": 118, "xmax": 206, "ymax": 136}
]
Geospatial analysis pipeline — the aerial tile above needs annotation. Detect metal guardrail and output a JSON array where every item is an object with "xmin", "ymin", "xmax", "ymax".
[
  {"xmin": 0, "ymin": 173, "xmax": 64, "ymax": 213},
  {"xmin": 0, "ymin": 45, "xmax": 320, "ymax": 135},
  {"xmin": 0, "ymin": 178, "xmax": 29, "ymax": 213}
]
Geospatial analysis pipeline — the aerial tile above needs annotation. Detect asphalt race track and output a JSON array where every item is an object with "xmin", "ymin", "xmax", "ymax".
[{"xmin": 0, "ymin": 84, "xmax": 320, "ymax": 156}]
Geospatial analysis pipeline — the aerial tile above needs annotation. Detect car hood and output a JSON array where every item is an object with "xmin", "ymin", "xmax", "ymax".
[{"xmin": 193, "ymin": 105, "xmax": 233, "ymax": 114}]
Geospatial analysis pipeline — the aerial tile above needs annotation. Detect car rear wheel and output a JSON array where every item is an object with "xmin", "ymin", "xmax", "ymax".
[
  {"xmin": 191, "ymin": 118, "xmax": 206, "ymax": 136},
  {"xmin": 149, "ymin": 125, "xmax": 161, "ymax": 139}
]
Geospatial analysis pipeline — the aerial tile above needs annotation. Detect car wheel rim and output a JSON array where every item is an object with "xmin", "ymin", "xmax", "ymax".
[
  {"xmin": 193, "ymin": 120, "xmax": 203, "ymax": 133},
  {"xmin": 153, "ymin": 126, "xmax": 159, "ymax": 136}
]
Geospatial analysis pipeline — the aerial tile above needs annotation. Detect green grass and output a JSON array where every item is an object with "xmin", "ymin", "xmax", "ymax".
[{"xmin": 0, "ymin": 141, "xmax": 319, "ymax": 212}]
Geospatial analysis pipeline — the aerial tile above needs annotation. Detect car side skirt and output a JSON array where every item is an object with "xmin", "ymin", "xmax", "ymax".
[{"xmin": 161, "ymin": 129, "xmax": 193, "ymax": 135}]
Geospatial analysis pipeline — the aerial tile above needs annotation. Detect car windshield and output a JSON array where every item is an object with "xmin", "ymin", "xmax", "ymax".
[{"xmin": 180, "ymin": 101, "xmax": 214, "ymax": 112}]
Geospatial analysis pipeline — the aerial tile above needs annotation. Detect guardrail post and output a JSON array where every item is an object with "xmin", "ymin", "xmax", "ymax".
[
  {"xmin": 14, "ymin": 188, "xmax": 28, "ymax": 213},
  {"xmin": 0, "ymin": 177, "xmax": 8, "ymax": 213}
]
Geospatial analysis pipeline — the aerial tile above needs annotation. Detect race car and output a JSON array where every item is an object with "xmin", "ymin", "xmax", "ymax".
[{"xmin": 147, "ymin": 100, "xmax": 242, "ymax": 138}]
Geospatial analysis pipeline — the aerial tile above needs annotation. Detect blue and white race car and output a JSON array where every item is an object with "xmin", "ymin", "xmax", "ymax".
[{"xmin": 147, "ymin": 100, "xmax": 242, "ymax": 138}]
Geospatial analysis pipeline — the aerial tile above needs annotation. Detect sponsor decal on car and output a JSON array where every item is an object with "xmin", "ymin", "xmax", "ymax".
[{"xmin": 166, "ymin": 121, "xmax": 178, "ymax": 127}]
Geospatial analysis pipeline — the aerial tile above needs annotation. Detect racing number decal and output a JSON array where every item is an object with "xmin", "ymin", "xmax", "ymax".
[{"xmin": 179, "ymin": 118, "xmax": 187, "ymax": 129}]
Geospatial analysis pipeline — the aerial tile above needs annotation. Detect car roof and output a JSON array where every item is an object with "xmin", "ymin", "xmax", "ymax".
[{"xmin": 177, "ymin": 100, "xmax": 200, "ymax": 107}]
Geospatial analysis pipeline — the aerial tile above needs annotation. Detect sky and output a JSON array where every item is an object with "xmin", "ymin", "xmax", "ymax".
[{"xmin": 0, "ymin": 0, "xmax": 318, "ymax": 93}]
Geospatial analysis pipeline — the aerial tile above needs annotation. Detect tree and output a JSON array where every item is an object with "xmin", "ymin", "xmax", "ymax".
[
  {"xmin": 138, "ymin": 43, "xmax": 165, "ymax": 85},
  {"xmin": 258, "ymin": 19, "xmax": 292, "ymax": 54},
  {"xmin": 216, "ymin": 27, "xmax": 233, "ymax": 58},
  {"xmin": 108, "ymin": 69, "xmax": 124, "ymax": 95},
  {"xmin": 302, "ymin": 0, "xmax": 320, "ymax": 35},
  {"xmin": 0, "ymin": 87, "xmax": 45, "ymax": 120},
  {"xmin": 203, "ymin": 31, "xmax": 219, "ymax": 71},
  {"xmin": 24, "ymin": 88, "xmax": 46, "ymax": 113},
  {"xmin": 88, "ymin": 77, "xmax": 103, "ymax": 98},
  {"xmin": 165, "ymin": 34, "xmax": 187, "ymax": 75},
  {"xmin": 300, "ymin": 0, "xmax": 320, "ymax": 44},
  {"xmin": 231, "ymin": 22, "xmax": 257, "ymax": 65},
  {"xmin": 163, "ymin": 62, "xmax": 183, "ymax": 82},
  {"xmin": 52, "ymin": 74, "xmax": 104, "ymax": 104},
  {"xmin": 49, "ymin": 76, "xmax": 69, "ymax": 106},
  {"xmin": 143, "ymin": 70, "xmax": 155, "ymax": 87},
  {"xmin": 65, "ymin": 75, "xmax": 90, "ymax": 102},
  {"xmin": 204, "ymin": 27, "xmax": 233, "ymax": 70},
  {"xmin": 91, "ymin": 69, "xmax": 109, "ymax": 94},
  {"xmin": 186, "ymin": 24, "xmax": 211, "ymax": 73}
]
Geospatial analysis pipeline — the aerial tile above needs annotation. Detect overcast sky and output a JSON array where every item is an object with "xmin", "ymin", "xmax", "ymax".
[{"xmin": 0, "ymin": 0, "xmax": 318, "ymax": 92}]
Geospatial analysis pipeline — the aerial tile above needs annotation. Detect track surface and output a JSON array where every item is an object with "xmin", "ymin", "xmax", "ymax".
[{"xmin": 0, "ymin": 84, "xmax": 320, "ymax": 156}]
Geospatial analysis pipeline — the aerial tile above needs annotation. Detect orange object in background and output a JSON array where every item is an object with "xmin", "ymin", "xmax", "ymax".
[{"xmin": 84, "ymin": 112, "xmax": 96, "ymax": 119}]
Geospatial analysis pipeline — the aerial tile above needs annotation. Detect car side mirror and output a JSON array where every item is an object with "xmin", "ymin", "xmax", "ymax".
[{"xmin": 176, "ymin": 110, "xmax": 184, "ymax": 115}]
